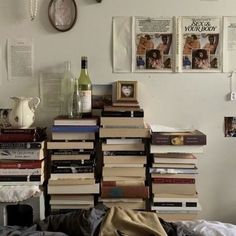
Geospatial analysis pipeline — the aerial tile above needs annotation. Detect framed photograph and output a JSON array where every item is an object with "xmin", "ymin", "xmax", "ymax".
[
  {"xmin": 116, "ymin": 81, "xmax": 137, "ymax": 101},
  {"xmin": 225, "ymin": 117, "xmax": 236, "ymax": 137}
]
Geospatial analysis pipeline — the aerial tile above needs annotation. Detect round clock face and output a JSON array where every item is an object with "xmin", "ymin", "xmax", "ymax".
[
  {"xmin": 121, "ymin": 85, "xmax": 134, "ymax": 98},
  {"xmin": 48, "ymin": 0, "xmax": 77, "ymax": 32}
]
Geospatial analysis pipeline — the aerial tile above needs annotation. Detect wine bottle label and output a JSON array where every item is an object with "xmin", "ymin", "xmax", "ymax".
[{"xmin": 79, "ymin": 90, "xmax": 92, "ymax": 113}]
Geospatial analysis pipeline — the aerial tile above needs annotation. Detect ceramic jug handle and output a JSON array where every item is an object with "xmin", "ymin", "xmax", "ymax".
[{"xmin": 30, "ymin": 97, "xmax": 40, "ymax": 111}]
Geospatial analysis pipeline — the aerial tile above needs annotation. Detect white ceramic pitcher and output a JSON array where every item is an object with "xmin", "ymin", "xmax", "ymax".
[{"xmin": 9, "ymin": 97, "xmax": 40, "ymax": 128}]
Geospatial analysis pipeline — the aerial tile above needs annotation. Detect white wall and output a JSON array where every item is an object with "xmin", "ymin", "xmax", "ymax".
[{"xmin": 0, "ymin": 0, "xmax": 236, "ymax": 224}]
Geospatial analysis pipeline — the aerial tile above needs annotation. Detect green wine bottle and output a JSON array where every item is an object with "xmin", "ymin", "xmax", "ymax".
[{"xmin": 78, "ymin": 56, "xmax": 92, "ymax": 116}]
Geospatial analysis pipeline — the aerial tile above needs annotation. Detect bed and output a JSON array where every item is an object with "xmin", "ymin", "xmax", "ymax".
[{"xmin": 1, "ymin": 204, "xmax": 236, "ymax": 236}]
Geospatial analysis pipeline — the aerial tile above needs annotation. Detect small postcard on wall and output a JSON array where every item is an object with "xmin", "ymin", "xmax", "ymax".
[{"xmin": 225, "ymin": 117, "xmax": 236, "ymax": 137}]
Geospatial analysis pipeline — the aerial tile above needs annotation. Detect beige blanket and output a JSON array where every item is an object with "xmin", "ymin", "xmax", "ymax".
[{"xmin": 99, "ymin": 206, "xmax": 167, "ymax": 236}]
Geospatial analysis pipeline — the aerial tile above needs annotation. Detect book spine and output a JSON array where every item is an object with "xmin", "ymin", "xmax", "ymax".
[
  {"xmin": 50, "ymin": 150, "xmax": 92, "ymax": 155},
  {"xmin": 0, "ymin": 168, "xmax": 41, "ymax": 175},
  {"xmin": 103, "ymin": 151, "xmax": 146, "ymax": 156},
  {"xmin": 51, "ymin": 167, "xmax": 94, "ymax": 173},
  {"xmin": 0, "ymin": 161, "xmax": 41, "ymax": 169},
  {"xmin": 101, "ymin": 186, "xmax": 149, "ymax": 198},
  {"xmin": 0, "ymin": 142, "xmax": 42, "ymax": 149},
  {"xmin": 151, "ymin": 133, "xmax": 206, "ymax": 145},
  {"xmin": 101, "ymin": 111, "xmax": 144, "ymax": 117},
  {"xmin": 152, "ymin": 178, "xmax": 195, "ymax": 184},
  {"xmin": 0, "ymin": 175, "xmax": 41, "ymax": 182},
  {"xmin": 0, "ymin": 128, "xmax": 36, "ymax": 134},
  {"xmin": 51, "ymin": 160, "xmax": 94, "ymax": 166},
  {"xmin": 0, "ymin": 133, "xmax": 37, "ymax": 142},
  {"xmin": 0, "ymin": 149, "xmax": 43, "ymax": 160},
  {"xmin": 52, "ymin": 125, "xmax": 99, "ymax": 133}
]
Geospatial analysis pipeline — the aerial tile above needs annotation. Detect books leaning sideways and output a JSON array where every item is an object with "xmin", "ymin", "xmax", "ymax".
[
  {"xmin": 149, "ymin": 124, "xmax": 207, "ymax": 221},
  {"xmin": 0, "ymin": 127, "xmax": 47, "ymax": 186},
  {"xmin": 47, "ymin": 116, "xmax": 99, "ymax": 214}
]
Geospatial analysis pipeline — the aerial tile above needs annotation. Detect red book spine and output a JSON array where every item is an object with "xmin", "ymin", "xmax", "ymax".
[
  {"xmin": 101, "ymin": 185, "xmax": 149, "ymax": 198},
  {"xmin": 152, "ymin": 177, "xmax": 195, "ymax": 184},
  {"xmin": 0, "ymin": 133, "xmax": 36, "ymax": 142},
  {"xmin": 0, "ymin": 161, "xmax": 41, "ymax": 169},
  {"xmin": 102, "ymin": 181, "xmax": 117, "ymax": 186}
]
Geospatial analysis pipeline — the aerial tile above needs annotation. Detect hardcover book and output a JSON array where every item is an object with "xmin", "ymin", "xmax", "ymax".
[
  {"xmin": 101, "ymin": 185, "xmax": 149, "ymax": 198},
  {"xmin": 151, "ymin": 130, "xmax": 207, "ymax": 145},
  {"xmin": 54, "ymin": 116, "xmax": 98, "ymax": 126},
  {"xmin": 52, "ymin": 125, "xmax": 99, "ymax": 133}
]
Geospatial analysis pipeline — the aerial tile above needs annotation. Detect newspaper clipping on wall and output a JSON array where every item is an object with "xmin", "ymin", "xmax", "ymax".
[
  {"xmin": 133, "ymin": 17, "xmax": 174, "ymax": 72},
  {"xmin": 179, "ymin": 16, "xmax": 222, "ymax": 72}
]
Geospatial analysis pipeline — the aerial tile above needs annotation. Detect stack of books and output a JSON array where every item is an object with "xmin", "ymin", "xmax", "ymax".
[
  {"xmin": 0, "ymin": 127, "xmax": 47, "ymax": 224},
  {"xmin": 99, "ymin": 106, "xmax": 150, "ymax": 210},
  {"xmin": 47, "ymin": 116, "xmax": 99, "ymax": 214},
  {"xmin": 149, "ymin": 125, "xmax": 207, "ymax": 221},
  {"xmin": 0, "ymin": 127, "xmax": 47, "ymax": 185}
]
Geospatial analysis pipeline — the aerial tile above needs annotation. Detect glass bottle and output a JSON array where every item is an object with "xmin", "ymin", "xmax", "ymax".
[
  {"xmin": 72, "ymin": 79, "xmax": 82, "ymax": 118},
  {"xmin": 77, "ymin": 56, "xmax": 92, "ymax": 116},
  {"xmin": 60, "ymin": 61, "xmax": 75, "ymax": 118}
]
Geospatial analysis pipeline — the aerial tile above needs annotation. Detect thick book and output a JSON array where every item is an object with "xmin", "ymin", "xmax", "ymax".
[
  {"xmin": 0, "ymin": 160, "xmax": 41, "ymax": 169},
  {"xmin": 0, "ymin": 168, "xmax": 41, "ymax": 175},
  {"xmin": 102, "ymin": 143, "xmax": 145, "ymax": 151},
  {"xmin": 51, "ymin": 154, "xmax": 91, "ymax": 161},
  {"xmin": 101, "ymin": 185, "xmax": 149, "ymax": 198},
  {"xmin": 0, "ymin": 149, "xmax": 44, "ymax": 160},
  {"xmin": 50, "ymin": 195, "xmax": 94, "ymax": 205},
  {"xmin": 52, "ymin": 132, "xmax": 95, "ymax": 141},
  {"xmin": 54, "ymin": 116, "xmax": 98, "ymax": 126},
  {"xmin": 0, "ymin": 141, "xmax": 43, "ymax": 149},
  {"xmin": 50, "ymin": 172, "xmax": 95, "ymax": 180},
  {"xmin": 103, "ymin": 155, "xmax": 146, "ymax": 164},
  {"xmin": 103, "ymin": 167, "xmax": 145, "ymax": 178},
  {"xmin": 151, "ymin": 130, "xmax": 207, "ymax": 145},
  {"xmin": 100, "ymin": 127, "xmax": 150, "ymax": 138},
  {"xmin": 48, "ymin": 183, "xmax": 100, "ymax": 194},
  {"xmin": 51, "ymin": 159, "xmax": 94, "ymax": 166},
  {"xmin": 48, "ymin": 178, "xmax": 95, "ymax": 186},
  {"xmin": 100, "ymin": 117, "xmax": 144, "ymax": 128},
  {"xmin": 47, "ymin": 141, "xmax": 94, "ymax": 150},
  {"xmin": 102, "ymin": 109, "xmax": 144, "ymax": 117},
  {"xmin": 102, "ymin": 180, "xmax": 145, "ymax": 186},
  {"xmin": 152, "ymin": 182, "xmax": 196, "ymax": 195},
  {"xmin": 153, "ymin": 153, "xmax": 197, "ymax": 165},
  {"xmin": 150, "ymin": 145, "xmax": 204, "ymax": 154},
  {"xmin": 51, "ymin": 166, "xmax": 94, "ymax": 174},
  {"xmin": 52, "ymin": 125, "xmax": 99, "ymax": 133},
  {"xmin": 106, "ymin": 138, "xmax": 143, "ymax": 145},
  {"xmin": 0, "ymin": 127, "xmax": 47, "ymax": 142},
  {"xmin": 103, "ymin": 151, "xmax": 146, "ymax": 156},
  {"xmin": 0, "ymin": 175, "xmax": 41, "ymax": 182},
  {"xmin": 152, "ymin": 177, "xmax": 195, "ymax": 184},
  {"xmin": 150, "ymin": 167, "xmax": 198, "ymax": 175}
]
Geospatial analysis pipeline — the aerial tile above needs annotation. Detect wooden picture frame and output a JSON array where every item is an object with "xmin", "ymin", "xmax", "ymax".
[{"xmin": 116, "ymin": 81, "xmax": 137, "ymax": 101}]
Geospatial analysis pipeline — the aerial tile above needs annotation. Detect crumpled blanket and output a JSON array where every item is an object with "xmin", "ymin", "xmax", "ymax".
[
  {"xmin": 99, "ymin": 206, "xmax": 168, "ymax": 236},
  {"xmin": 37, "ymin": 203, "xmax": 109, "ymax": 236},
  {"xmin": 0, "ymin": 224, "xmax": 67, "ymax": 236},
  {"xmin": 0, "ymin": 185, "xmax": 41, "ymax": 202}
]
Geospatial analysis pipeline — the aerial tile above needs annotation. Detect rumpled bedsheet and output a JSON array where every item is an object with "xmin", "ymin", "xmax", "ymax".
[{"xmin": 175, "ymin": 220, "xmax": 236, "ymax": 236}]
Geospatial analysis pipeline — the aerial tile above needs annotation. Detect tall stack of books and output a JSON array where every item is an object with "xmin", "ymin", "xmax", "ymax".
[
  {"xmin": 47, "ymin": 116, "xmax": 99, "ymax": 214},
  {"xmin": 149, "ymin": 125, "xmax": 207, "ymax": 221},
  {"xmin": 0, "ymin": 127, "xmax": 47, "ymax": 224},
  {"xmin": 99, "ymin": 105, "xmax": 150, "ymax": 210}
]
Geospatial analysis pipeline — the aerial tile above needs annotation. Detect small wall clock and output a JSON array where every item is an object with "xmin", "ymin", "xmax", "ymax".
[{"xmin": 48, "ymin": 0, "xmax": 77, "ymax": 32}]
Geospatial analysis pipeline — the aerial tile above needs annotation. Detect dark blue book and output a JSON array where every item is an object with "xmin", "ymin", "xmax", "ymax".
[{"xmin": 52, "ymin": 125, "xmax": 99, "ymax": 133}]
